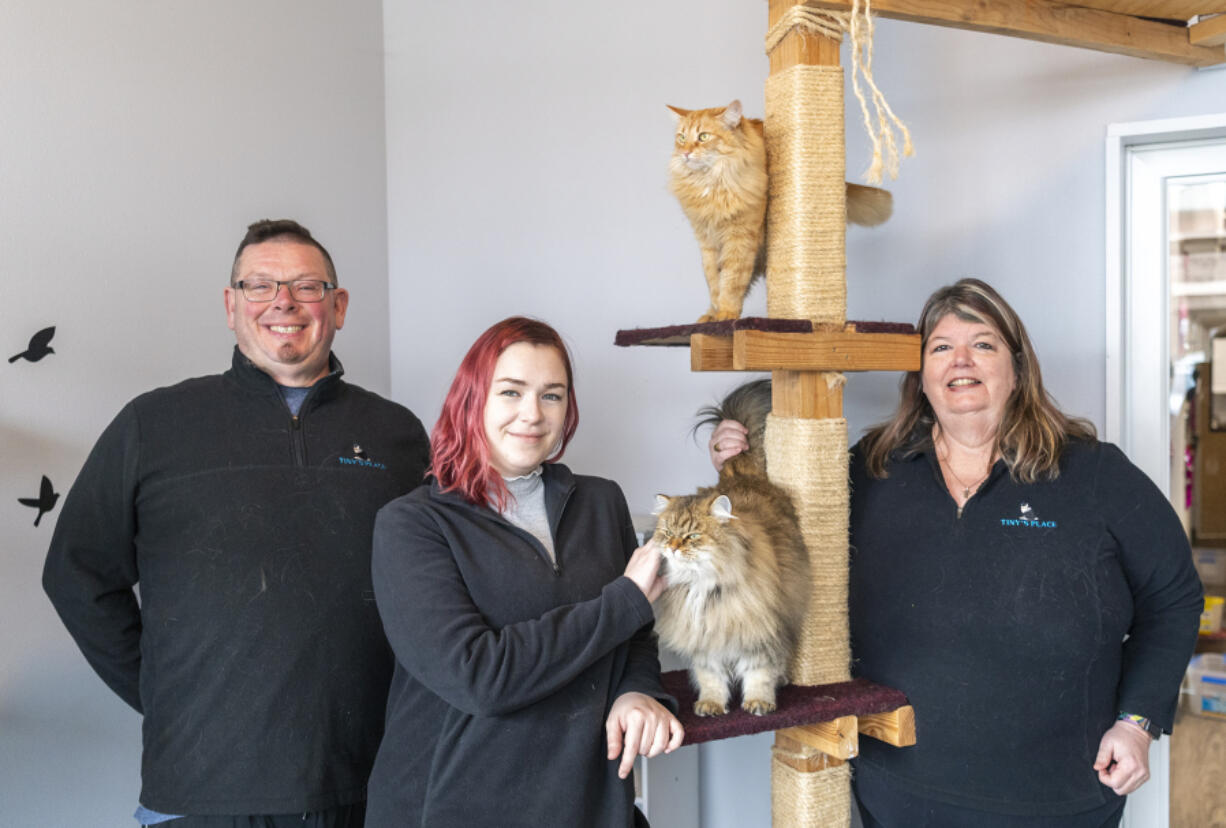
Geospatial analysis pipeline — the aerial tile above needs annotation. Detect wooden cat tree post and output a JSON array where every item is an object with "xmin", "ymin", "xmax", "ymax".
[
  {"xmin": 760, "ymin": 3, "xmax": 887, "ymax": 824},
  {"xmin": 762, "ymin": 2, "xmax": 855, "ymax": 824}
]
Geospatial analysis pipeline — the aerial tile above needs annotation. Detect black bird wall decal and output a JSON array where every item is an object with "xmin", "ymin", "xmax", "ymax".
[
  {"xmin": 9, "ymin": 326, "xmax": 56, "ymax": 363},
  {"xmin": 18, "ymin": 475, "xmax": 60, "ymax": 527}
]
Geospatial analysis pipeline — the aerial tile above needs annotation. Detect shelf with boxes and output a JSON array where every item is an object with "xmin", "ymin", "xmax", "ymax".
[
  {"xmin": 1194, "ymin": 548, "xmax": 1226, "ymax": 654},
  {"xmin": 1185, "ymin": 652, "xmax": 1226, "ymax": 719}
]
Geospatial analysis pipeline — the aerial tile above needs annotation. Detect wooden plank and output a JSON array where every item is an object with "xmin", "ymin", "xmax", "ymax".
[
  {"xmin": 690, "ymin": 334, "xmax": 734, "ymax": 371},
  {"xmin": 858, "ymin": 705, "xmax": 917, "ymax": 747},
  {"xmin": 773, "ymin": 370, "xmax": 844, "ymax": 418},
  {"xmin": 1190, "ymin": 14, "xmax": 1226, "ymax": 46},
  {"xmin": 1171, "ymin": 710, "xmax": 1226, "ymax": 828},
  {"xmin": 1076, "ymin": 0, "xmax": 1225, "ymax": 19},
  {"xmin": 733, "ymin": 329, "xmax": 921, "ymax": 372},
  {"xmin": 772, "ymin": 731, "xmax": 846, "ymax": 771},
  {"xmin": 808, "ymin": 0, "xmax": 1225, "ymax": 66},
  {"xmin": 779, "ymin": 715, "xmax": 860, "ymax": 759},
  {"xmin": 768, "ymin": 0, "xmax": 842, "ymax": 73}
]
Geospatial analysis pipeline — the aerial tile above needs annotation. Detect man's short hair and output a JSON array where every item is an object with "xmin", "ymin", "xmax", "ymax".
[{"xmin": 231, "ymin": 219, "xmax": 338, "ymax": 286}]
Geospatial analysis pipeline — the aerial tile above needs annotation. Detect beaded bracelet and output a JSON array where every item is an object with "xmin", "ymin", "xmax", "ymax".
[{"xmin": 1117, "ymin": 711, "xmax": 1160, "ymax": 739}]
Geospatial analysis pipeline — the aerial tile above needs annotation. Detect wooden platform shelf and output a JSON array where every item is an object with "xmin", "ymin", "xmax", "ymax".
[
  {"xmin": 662, "ymin": 670, "xmax": 915, "ymax": 764},
  {"xmin": 627, "ymin": 319, "xmax": 922, "ymax": 766},
  {"xmin": 615, "ymin": 318, "xmax": 920, "ymax": 374}
]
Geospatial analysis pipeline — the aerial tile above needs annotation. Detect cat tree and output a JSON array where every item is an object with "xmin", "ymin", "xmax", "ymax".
[
  {"xmin": 622, "ymin": 3, "xmax": 919, "ymax": 825},
  {"xmin": 619, "ymin": 0, "xmax": 1222, "ymax": 825}
]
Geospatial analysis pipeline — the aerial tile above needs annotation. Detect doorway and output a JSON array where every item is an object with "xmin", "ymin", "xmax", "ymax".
[{"xmin": 1108, "ymin": 115, "xmax": 1226, "ymax": 828}]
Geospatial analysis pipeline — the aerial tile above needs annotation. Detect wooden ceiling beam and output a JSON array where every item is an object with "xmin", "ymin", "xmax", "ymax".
[
  {"xmin": 1190, "ymin": 13, "xmax": 1226, "ymax": 46},
  {"xmin": 808, "ymin": 0, "xmax": 1225, "ymax": 66}
]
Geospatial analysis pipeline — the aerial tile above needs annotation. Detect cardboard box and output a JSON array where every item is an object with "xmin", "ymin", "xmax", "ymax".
[
  {"xmin": 1203, "ymin": 596, "xmax": 1225, "ymax": 635},
  {"xmin": 1194, "ymin": 548, "xmax": 1226, "ymax": 587},
  {"xmin": 1186, "ymin": 653, "xmax": 1226, "ymax": 719}
]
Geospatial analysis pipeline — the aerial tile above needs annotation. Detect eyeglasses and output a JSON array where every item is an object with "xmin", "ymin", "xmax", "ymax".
[{"xmin": 232, "ymin": 279, "xmax": 337, "ymax": 303}]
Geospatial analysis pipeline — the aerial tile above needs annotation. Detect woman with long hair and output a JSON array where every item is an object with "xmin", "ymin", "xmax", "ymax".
[
  {"xmin": 366, "ymin": 316, "xmax": 682, "ymax": 827},
  {"xmin": 709, "ymin": 279, "xmax": 1201, "ymax": 827}
]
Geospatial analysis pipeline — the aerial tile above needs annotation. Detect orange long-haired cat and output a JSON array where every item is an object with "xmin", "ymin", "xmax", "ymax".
[{"xmin": 668, "ymin": 99, "xmax": 892, "ymax": 322}]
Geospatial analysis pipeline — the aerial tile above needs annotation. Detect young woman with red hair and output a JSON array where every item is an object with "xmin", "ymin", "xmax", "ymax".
[{"xmin": 366, "ymin": 317, "xmax": 682, "ymax": 828}]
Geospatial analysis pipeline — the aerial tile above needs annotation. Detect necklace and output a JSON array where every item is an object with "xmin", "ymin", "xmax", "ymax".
[{"xmin": 936, "ymin": 447, "xmax": 991, "ymax": 517}]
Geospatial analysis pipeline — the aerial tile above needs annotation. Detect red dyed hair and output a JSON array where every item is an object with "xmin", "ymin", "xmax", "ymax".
[{"xmin": 429, "ymin": 316, "xmax": 579, "ymax": 508}]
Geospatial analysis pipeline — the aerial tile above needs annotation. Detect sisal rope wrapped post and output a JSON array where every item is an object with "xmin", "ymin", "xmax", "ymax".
[
  {"xmin": 763, "ymin": 1, "xmax": 853, "ymax": 825},
  {"xmin": 764, "ymin": 66, "xmax": 846, "ymax": 325},
  {"xmin": 765, "ymin": 413, "xmax": 850, "ymax": 685},
  {"xmin": 772, "ymin": 760, "xmax": 853, "ymax": 827},
  {"xmin": 766, "ymin": 376, "xmax": 851, "ymax": 828}
]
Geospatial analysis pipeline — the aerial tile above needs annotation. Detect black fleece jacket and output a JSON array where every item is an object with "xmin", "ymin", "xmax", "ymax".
[
  {"xmin": 850, "ymin": 438, "xmax": 1202, "ymax": 817},
  {"xmin": 42, "ymin": 348, "xmax": 430, "ymax": 815},
  {"xmin": 366, "ymin": 463, "xmax": 673, "ymax": 828}
]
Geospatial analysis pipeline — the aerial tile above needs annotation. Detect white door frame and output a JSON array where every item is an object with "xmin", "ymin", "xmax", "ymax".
[{"xmin": 1105, "ymin": 113, "xmax": 1226, "ymax": 828}]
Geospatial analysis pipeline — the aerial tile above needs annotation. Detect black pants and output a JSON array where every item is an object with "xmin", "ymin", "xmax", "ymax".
[
  {"xmin": 853, "ymin": 769, "xmax": 1126, "ymax": 828},
  {"xmin": 150, "ymin": 803, "xmax": 365, "ymax": 828}
]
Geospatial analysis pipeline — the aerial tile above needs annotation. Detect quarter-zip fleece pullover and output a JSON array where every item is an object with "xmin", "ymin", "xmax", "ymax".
[
  {"xmin": 366, "ymin": 464, "xmax": 673, "ymax": 828},
  {"xmin": 42, "ymin": 348, "xmax": 430, "ymax": 815},
  {"xmin": 849, "ymin": 438, "xmax": 1202, "ymax": 817}
]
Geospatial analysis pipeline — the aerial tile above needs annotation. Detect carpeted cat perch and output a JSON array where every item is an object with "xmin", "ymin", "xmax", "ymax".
[{"xmin": 617, "ymin": 1, "xmax": 917, "ymax": 825}]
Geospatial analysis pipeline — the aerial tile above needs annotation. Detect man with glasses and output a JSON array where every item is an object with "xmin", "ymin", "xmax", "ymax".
[{"xmin": 43, "ymin": 219, "xmax": 431, "ymax": 828}]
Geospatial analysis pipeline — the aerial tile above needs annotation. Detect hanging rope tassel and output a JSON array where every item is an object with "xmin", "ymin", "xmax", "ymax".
[{"xmin": 765, "ymin": 0, "xmax": 914, "ymax": 185}]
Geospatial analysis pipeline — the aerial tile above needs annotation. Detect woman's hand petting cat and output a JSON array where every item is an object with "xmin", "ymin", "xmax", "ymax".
[
  {"xmin": 605, "ymin": 692, "xmax": 685, "ymax": 779},
  {"xmin": 1092, "ymin": 719, "xmax": 1152, "ymax": 795},
  {"xmin": 624, "ymin": 540, "xmax": 667, "ymax": 602},
  {"xmin": 709, "ymin": 419, "xmax": 749, "ymax": 471}
]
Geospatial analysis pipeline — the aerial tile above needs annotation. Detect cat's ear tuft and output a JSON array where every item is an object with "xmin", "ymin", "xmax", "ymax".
[
  {"xmin": 653, "ymin": 494, "xmax": 671, "ymax": 515},
  {"xmin": 722, "ymin": 100, "xmax": 743, "ymax": 129},
  {"xmin": 666, "ymin": 104, "xmax": 688, "ymax": 121},
  {"xmin": 710, "ymin": 494, "xmax": 737, "ymax": 522}
]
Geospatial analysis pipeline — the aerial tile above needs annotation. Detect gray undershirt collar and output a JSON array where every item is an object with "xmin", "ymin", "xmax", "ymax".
[{"xmin": 497, "ymin": 467, "xmax": 555, "ymax": 563}]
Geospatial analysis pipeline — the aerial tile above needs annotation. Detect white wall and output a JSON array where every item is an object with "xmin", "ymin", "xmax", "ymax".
[
  {"xmin": 383, "ymin": 5, "xmax": 1226, "ymax": 826},
  {"xmin": 0, "ymin": 3, "xmax": 391, "ymax": 825}
]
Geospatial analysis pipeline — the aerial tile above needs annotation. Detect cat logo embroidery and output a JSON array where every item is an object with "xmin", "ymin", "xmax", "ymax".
[
  {"xmin": 1000, "ymin": 502, "xmax": 1058, "ymax": 529},
  {"xmin": 338, "ymin": 442, "xmax": 387, "ymax": 470}
]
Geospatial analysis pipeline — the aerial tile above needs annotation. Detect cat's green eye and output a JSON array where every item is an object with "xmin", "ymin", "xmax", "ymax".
[
  {"xmin": 676, "ymin": 133, "xmax": 686, "ymax": 144},
  {"xmin": 697, "ymin": 132, "xmax": 713, "ymax": 142},
  {"xmin": 685, "ymin": 532, "xmax": 701, "ymax": 541}
]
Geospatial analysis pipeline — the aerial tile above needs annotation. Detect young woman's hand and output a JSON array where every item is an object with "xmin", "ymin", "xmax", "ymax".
[
  {"xmin": 623, "ymin": 540, "xmax": 666, "ymax": 602},
  {"xmin": 605, "ymin": 692, "xmax": 685, "ymax": 779}
]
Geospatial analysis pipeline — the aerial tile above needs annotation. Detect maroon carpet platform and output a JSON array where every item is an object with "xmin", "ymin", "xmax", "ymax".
[
  {"xmin": 661, "ymin": 670, "xmax": 910, "ymax": 746},
  {"xmin": 614, "ymin": 318, "xmax": 916, "ymax": 347}
]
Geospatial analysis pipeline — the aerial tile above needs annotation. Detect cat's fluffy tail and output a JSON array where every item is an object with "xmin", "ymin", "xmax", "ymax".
[
  {"xmin": 846, "ymin": 183, "xmax": 893, "ymax": 227},
  {"xmin": 696, "ymin": 379, "xmax": 772, "ymax": 477}
]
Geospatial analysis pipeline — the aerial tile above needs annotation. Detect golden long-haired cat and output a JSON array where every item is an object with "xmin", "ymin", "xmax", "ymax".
[
  {"xmin": 668, "ymin": 99, "xmax": 893, "ymax": 322},
  {"xmin": 651, "ymin": 380, "xmax": 810, "ymax": 716}
]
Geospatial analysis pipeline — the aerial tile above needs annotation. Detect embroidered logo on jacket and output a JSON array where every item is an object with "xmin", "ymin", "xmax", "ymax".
[
  {"xmin": 337, "ymin": 443, "xmax": 388, "ymax": 470},
  {"xmin": 1000, "ymin": 502, "xmax": 1057, "ymax": 528}
]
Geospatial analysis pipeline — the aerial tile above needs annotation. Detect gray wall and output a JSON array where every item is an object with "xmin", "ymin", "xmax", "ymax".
[
  {"xmin": 383, "ymin": 4, "xmax": 1226, "ymax": 826},
  {"xmin": 0, "ymin": 3, "xmax": 391, "ymax": 825}
]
